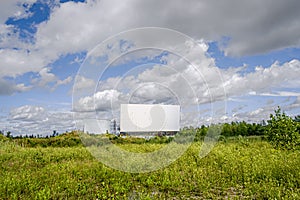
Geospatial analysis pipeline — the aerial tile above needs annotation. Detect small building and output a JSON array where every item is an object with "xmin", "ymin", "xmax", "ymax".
[{"xmin": 83, "ymin": 119, "xmax": 111, "ymax": 134}]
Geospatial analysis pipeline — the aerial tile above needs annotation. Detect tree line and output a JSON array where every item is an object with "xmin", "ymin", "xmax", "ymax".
[{"xmin": 1, "ymin": 107, "xmax": 299, "ymax": 149}]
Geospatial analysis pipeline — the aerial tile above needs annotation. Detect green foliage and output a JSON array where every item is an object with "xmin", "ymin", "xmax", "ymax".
[
  {"xmin": 13, "ymin": 131, "xmax": 83, "ymax": 147},
  {"xmin": 195, "ymin": 125, "xmax": 208, "ymax": 139},
  {"xmin": 0, "ymin": 134, "xmax": 9, "ymax": 142},
  {"xmin": 221, "ymin": 121, "xmax": 265, "ymax": 137},
  {"xmin": 294, "ymin": 115, "xmax": 300, "ymax": 122},
  {"xmin": 266, "ymin": 107, "xmax": 300, "ymax": 150},
  {"xmin": 108, "ymin": 135, "xmax": 173, "ymax": 145},
  {"xmin": 147, "ymin": 136, "xmax": 173, "ymax": 144}
]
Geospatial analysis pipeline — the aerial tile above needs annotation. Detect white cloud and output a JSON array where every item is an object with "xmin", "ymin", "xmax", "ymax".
[
  {"xmin": 1, "ymin": 0, "xmax": 300, "ymax": 89},
  {"xmin": 0, "ymin": 78, "xmax": 32, "ymax": 95},
  {"xmin": 72, "ymin": 75, "xmax": 96, "ymax": 93},
  {"xmin": 50, "ymin": 76, "xmax": 73, "ymax": 91},
  {"xmin": 10, "ymin": 105, "xmax": 46, "ymax": 121},
  {"xmin": 72, "ymin": 40, "xmax": 300, "ymax": 126},
  {"xmin": 0, "ymin": 0, "xmax": 37, "ymax": 24},
  {"xmin": 0, "ymin": 24, "xmax": 25, "ymax": 49},
  {"xmin": 261, "ymin": 91, "xmax": 300, "ymax": 97},
  {"xmin": 29, "ymin": 68, "xmax": 73, "ymax": 91},
  {"xmin": 73, "ymin": 40, "xmax": 224, "ymax": 126},
  {"xmin": 74, "ymin": 89, "xmax": 128, "ymax": 112},
  {"xmin": 35, "ymin": 0, "xmax": 115, "ymax": 56},
  {"xmin": 54, "ymin": 75, "xmax": 72, "ymax": 87},
  {"xmin": 249, "ymin": 108, "xmax": 264, "ymax": 116},
  {"xmin": 0, "ymin": 48, "xmax": 46, "ymax": 78},
  {"xmin": 34, "ymin": 0, "xmax": 300, "ymax": 58},
  {"xmin": 284, "ymin": 96, "xmax": 300, "ymax": 114},
  {"xmin": 32, "ymin": 67, "xmax": 57, "ymax": 86},
  {"xmin": 223, "ymin": 59, "xmax": 300, "ymax": 97},
  {"xmin": 9, "ymin": 105, "xmax": 75, "ymax": 136}
]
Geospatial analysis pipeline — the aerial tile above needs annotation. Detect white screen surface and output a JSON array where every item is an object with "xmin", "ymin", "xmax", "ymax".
[{"xmin": 120, "ymin": 104, "xmax": 180, "ymax": 132}]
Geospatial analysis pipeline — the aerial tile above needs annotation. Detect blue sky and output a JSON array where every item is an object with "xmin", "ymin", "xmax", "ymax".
[{"xmin": 0, "ymin": 0, "xmax": 299, "ymax": 136}]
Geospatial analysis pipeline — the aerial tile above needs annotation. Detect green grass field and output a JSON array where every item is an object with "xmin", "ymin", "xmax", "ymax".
[{"xmin": 1, "ymin": 138, "xmax": 299, "ymax": 199}]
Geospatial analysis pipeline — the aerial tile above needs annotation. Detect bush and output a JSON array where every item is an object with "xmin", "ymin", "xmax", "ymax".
[
  {"xmin": 266, "ymin": 107, "xmax": 300, "ymax": 150},
  {"xmin": 0, "ymin": 134, "xmax": 9, "ymax": 141}
]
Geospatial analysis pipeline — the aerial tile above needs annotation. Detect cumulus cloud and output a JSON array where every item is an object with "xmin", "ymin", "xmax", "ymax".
[
  {"xmin": 34, "ymin": 0, "xmax": 300, "ymax": 58},
  {"xmin": 0, "ymin": 78, "xmax": 32, "ymax": 95},
  {"xmin": 1, "ymin": 0, "xmax": 300, "ymax": 88},
  {"xmin": 284, "ymin": 96, "xmax": 300, "ymax": 114},
  {"xmin": 53, "ymin": 76, "xmax": 73, "ymax": 90},
  {"xmin": 73, "ymin": 75, "xmax": 96, "ymax": 92},
  {"xmin": 223, "ymin": 59, "xmax": 300, "ymax": 96},
  {"xmin": 74, "ymin": 89, "xmax": 128, "ymax": 112},
  {"xmin": 2, "ymin": 0, "xmax": 300, "ymax": 79},
  {"xmin": 72, "ymin": 38, "xmax": 300, "ymax": 126},
  {"xmin": 10, "ymin": 105, "xmax": 46, "ymax": 121},
  {"xmin": 9, "ymin": 105, "xmax": 75, "ymax": 136},
  {"xmin": 0, "ymin": 48, "xmax": 47, "ymax": 78},
  {"xmin": 29, "ymin": 68, "xmax": 73, "ymax": 91},
  {"xmin": 0, "ymin": 0, "xmax": 36, "ymax": 24},
  {"xmin": 230, "ymin": 107, "xmax": 273, "ymax": 123},
  {"xmin": 0, "ymin": 67, "xmax": 72, "ymax": 96},
  {"xmin": 32, "ymin": 67, "xmax": 57, "ymax": 86}
]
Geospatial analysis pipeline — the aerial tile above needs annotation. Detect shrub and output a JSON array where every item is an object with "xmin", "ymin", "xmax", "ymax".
[
  {"xmin": 266, "ymin": 107, "xmax": 300, "ymax": 150},
  {"xmin": 0, "ymin": 134, "xmax": 8, "ymax": 141}
]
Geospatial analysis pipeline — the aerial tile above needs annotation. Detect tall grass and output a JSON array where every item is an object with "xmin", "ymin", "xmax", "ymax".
[{"xmin": 0, "ymin": 139, "xmax": 299, "ymax": 199}]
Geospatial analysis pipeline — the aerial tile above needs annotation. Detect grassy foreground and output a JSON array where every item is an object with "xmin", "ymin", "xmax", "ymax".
[{"xmin": 0, "ymin": 139, "xmax": 299, "ymax": 199}]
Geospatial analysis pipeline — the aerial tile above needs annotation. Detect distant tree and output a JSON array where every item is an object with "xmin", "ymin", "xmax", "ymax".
[
  {"xmin": 52, "ymin": 130, "xmax": 59, "ymax": 137},
  {"xmin": 237, "ymin": 121, "xmax": 248, "ymax": 136},
  {"xmin": 6, "ymin": 131, "xmax": 11, "ymax": 138},
  {"xmin": 197, "ymin": 125, "xmax": 208, "ymax": 136},
  {"xmin": 261, "ymin": 120, "xmax": 267, "ymax": 126},
  {"xmin": 294, "ymin": 115, "xmax": 300, "ymax": 122},
  {"xmin": 221, "ymin": 123, "xmax": 231, "ymax": 137}
]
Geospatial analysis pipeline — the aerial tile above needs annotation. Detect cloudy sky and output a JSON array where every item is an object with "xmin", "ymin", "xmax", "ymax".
[{"xmin": 0, "ymin": 0, "xmax": 300, "ymax": 136}]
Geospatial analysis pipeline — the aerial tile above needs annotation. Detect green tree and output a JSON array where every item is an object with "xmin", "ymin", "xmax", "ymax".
[
  {"xmin": 266, "ymin": 107, "xmax": 300, "ymax": 150},
  {"xmin": 6, "ymin": 131, "xmax": 11, "ymax": 138},
  {"xmin": 221, "ymin": 123, "xmax": 231, "ymax": 137}
]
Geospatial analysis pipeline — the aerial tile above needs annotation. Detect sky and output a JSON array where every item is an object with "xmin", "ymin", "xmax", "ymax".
[{"xmin": 0, "ymin": 0, "xmax": 300, "ymax": 136}]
